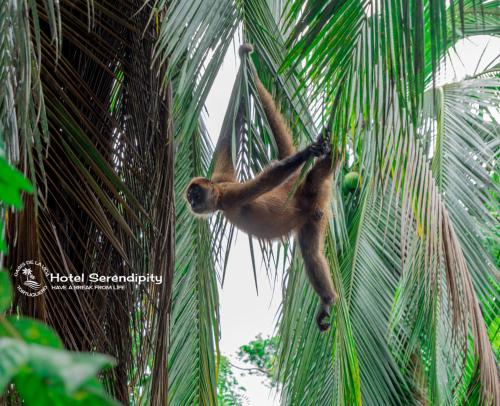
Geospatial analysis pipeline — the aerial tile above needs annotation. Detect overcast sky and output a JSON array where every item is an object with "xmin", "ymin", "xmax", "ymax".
[{"xmin": 204, "ymin": 35, "xmax": 500, "ymax": 406}]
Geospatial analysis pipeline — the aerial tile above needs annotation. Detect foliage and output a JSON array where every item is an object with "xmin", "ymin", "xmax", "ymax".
[
  {"xmin": 0, "ymin": 157, "xmax": 33, "ymax": 254},
  {"xmin": 217, "ymin": 355, "xmax": 247, "ymax": 405},
  {"xmin": 237, "ymin": 334, "xmax": 278, "ymax": 386},
  {"xmin": 484, "ymin": 172, "xmax": 500, "ymax": 356},
  {"xmin": 0, "ymin": 272, "xmax": 118, "ymax": 405},
  {"xmin": 162, "ymin": 0, "xmax": 500, "ymax": 404},
  {"xmin": 167, "ymin": 121, "xmax": 220, "ymax": 405},
  {"xmin": 485, "ymin": 172, "xmax": 499, "ymax": 269},
  {"xmin": 0, "ymin": 160, "xmax": 117, "ymax": 405},
  {"xmin": 0, "ymin": 157, "xmax": 33, "ymax": 212},
  {"xmin": 1, "ymin": 0, "xmax": 174, "ymax": 404},
  {"xmin": 1, "ymin": 0, "xmax": 499, "ymax": 404},
  {"xmin": 155, "ymin": 1, "xmax": 236, "ymax": 403}
]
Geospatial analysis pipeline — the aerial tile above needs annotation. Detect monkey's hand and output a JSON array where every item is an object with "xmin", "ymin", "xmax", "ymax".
[
  {"xmin": 238, "ymin": 43, "xmax": 254, "ymax": 58},
  {"xmin": 316, "ymin": 303, "xmax": 331, "ymax": 332},
  {"xmin": 309, "ymin": 136, "xmax": 331, "ymax": 158}
]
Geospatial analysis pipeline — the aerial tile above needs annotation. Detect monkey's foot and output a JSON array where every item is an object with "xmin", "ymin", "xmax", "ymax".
[
  {"xmin": 309, "ymin": 136, "xmax": 331, "ymax": 157},
  {"xmin": 316, "ymin": 305, "xmax": 331, "ymax": 332}
]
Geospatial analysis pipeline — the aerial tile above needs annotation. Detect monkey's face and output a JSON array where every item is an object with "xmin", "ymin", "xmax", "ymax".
[{"xmin": 185, "ymin": 177, "xmax": 218, "ymax": 215}]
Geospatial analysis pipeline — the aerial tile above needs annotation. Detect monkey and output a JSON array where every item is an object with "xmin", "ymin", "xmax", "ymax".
[{"xmin": 185, "ymin": 44, "xmax": 339, "ymax": 331}]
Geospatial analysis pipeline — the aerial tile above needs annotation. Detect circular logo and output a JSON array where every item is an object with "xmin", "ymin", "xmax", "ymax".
[{"xmin": 14, "ymin": 261, "xmax": 50, "ymax": 297}]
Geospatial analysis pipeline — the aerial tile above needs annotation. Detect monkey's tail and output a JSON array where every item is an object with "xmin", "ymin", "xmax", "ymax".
[{"xmin": 238, "ymin": 43, "xmax": 254, "ymax": 59}]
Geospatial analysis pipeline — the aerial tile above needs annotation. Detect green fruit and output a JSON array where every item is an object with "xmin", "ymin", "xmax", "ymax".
[{"xmin": 342, "ymin": 172, "xmax": 359, "ymax": 193}]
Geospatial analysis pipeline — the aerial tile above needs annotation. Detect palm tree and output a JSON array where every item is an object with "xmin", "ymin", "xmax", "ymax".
[
  {"xmin": 2, "ymin": 1, "xmax": 173, "ymax": 404},
  {"xmin": 160, "ymin": 0, "xmax": 499, "ymax": 404},
  {"xmin": 1, "ymin": 0, "xmax": 498, "ymax": 405}
]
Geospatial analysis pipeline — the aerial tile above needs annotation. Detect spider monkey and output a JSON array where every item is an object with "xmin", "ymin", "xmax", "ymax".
[{"xmin": 185, "ymin": 44, "xmax": 339, "ymax": 331}]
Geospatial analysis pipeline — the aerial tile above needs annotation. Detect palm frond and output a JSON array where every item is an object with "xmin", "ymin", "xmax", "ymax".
[
  {"xmin": 168, "ymin": 119, "xmax": 219, "ymax": 406},
  {"xmin": 431, "ymin": 72, "xmax": 500, "ymax": 402},
  {"xmin": 277, "ymin": 0, "xmax": 499, "ymax": 403},
  {"xmin": 153, "ymin": 0, "xmax": 239, "ymax": 138}
]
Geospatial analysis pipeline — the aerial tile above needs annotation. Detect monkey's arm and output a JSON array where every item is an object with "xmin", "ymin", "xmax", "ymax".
[
  {"xmin": 220, "ymin": 144, "xmax": 320, "ymax": 207},
  {"xmin": 254, "ymin": 78, "xmax": 295, "ymax": 159},
  {"xmin": 211, "ymin": 104, "xmax": 243, "ymax": 183},
  {"xmin": 211, "ymin": 86, "xmax": 245, "ymax": 183}
]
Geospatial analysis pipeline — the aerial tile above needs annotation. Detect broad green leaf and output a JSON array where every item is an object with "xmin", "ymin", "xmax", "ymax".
[
  {"xmin": 27, "ymin": 345, "xmax": 115, "ymax": 393},
  {"xmin": 14, "ymin": 372, "xmax": 67, "ymax": 406},
  {"xmin": 0, "ymin": 157, "xmax": 33, "ymax": 194},
  {"xmin": 0, "ymin": 183, "xmax": 24, "ymax": 209},
  {"xmin": 14, "ymin": 371, "xmax": 119, "ymax": 406},
  {"xmin": 0, "ymin": 338, "xmax": 29, "ymax": 392},
  {"xmin": 0, "ymin": 317, "xmax": 63, "ymax": 349},
  {"xmin": 0, "ymin": 157, "xmax": 33, "ymax": 210},
  {"xmin": 0, "ymin": 271, "xmax": 13, "ymax": 313},
  {"xmin": 0, "ymin": 339, "xmax": 117, "ymax": 405}
]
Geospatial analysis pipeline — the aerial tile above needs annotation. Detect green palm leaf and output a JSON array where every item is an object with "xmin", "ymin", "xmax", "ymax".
[
  {"xmin": 167, "ymin": 119, "xmax": 220, "ymax": 406},
  {"xmin": 276, "ymin": 0, "xmax": 499, "ymax": 404}
]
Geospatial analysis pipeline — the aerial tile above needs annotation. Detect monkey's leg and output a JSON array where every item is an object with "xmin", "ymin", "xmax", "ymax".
[
  {"xmin": 298, "ymin": 220, "xmax": 338, "ymax": 332},
  {"xmin": 296, "ymin": 151, "xmax": 341, "ymax": 331},
  {"xmin": 305, "ymin": 152, "xmax": 336, "ymax": 188},
  {"xmin": 254, "ymin": 78, "xmax": 296, "ymax": 159},
  {"xmin": 297, "ymin": 153, "xmax": 336, "ymax": 220}
]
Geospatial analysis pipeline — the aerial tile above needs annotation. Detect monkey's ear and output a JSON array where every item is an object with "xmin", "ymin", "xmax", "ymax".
[{"xmin": 238, "ymin": 43, "xmax": 254, "ymax": 59}]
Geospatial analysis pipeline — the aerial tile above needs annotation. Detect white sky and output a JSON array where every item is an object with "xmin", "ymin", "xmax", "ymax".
[{"xmin": 203, "ymin": 35, "xmax": 500, "ymax": 406}]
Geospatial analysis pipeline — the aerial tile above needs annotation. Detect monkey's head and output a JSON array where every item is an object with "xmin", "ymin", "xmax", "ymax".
[{"xmin": 185, "ymin": 177, "xmax": 220, "ymax": 215}]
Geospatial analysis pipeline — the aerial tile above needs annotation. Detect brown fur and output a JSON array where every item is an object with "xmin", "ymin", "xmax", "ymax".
[
  {"xmin": 255, "ymin": 79, "xmax": 295, "ymax": 159},
  {"xmin": 186, "ymin": 45, "xmax": 340, "ymax": 331}
]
